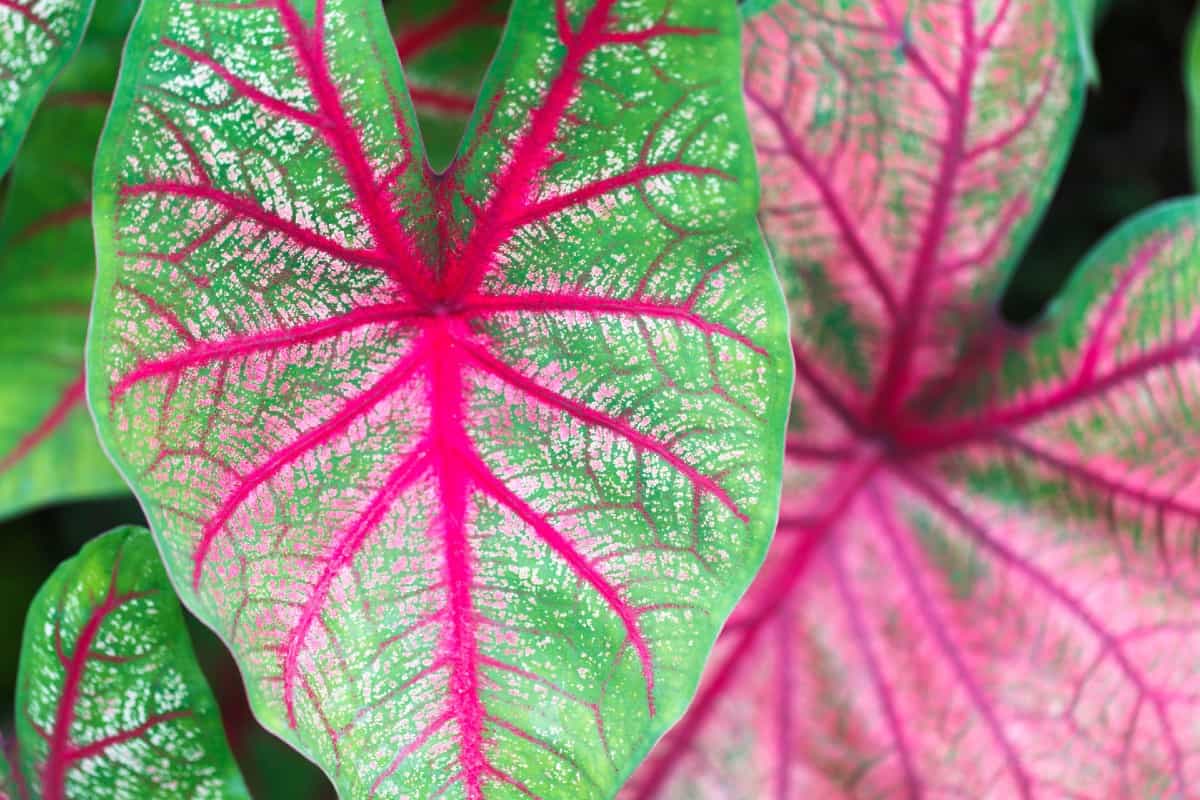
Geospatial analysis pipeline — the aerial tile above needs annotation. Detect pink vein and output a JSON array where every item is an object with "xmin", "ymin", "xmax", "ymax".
[
  {"xmin": 282, "ymin": 450, "xmax": 428, "ymax": 728},
  {"xmin": 1001, "ymin": 433, "xmax": 1200, "ymax": 525},
  {"xmin": 901, "ymin": 338, "xmax": 1198, "ymax": 451},
  {"xmin": 0, "ymin": 0, "xmax": 54, "ymax": 40},
  {"xmin": 459, "ymin": 339, "xmax": 745, "ymax": 521},
  {"xmin": 627, "ymin": 455, "xmax": 883, "ymax": 799},
  {"xmin": 826, "ymin": 542, "xmax": 920, "ymax": 799},
  {"xmin": 0, "ymin": 374, "xmax": 85, "ymax": 478},
  {"xmin": 868, "ymin": 2, "xmax": 980, "ymax": 420},
  {"xmin": 409, "ymin": 86, "xmax": 476, "ymax": 116},
  {"xmin": 746, "ymin": 87, "xmax": 898, "ymax": 319},
  {"xmin": 465, "ymin": 292, "xmax": 768, "ymax": 355},
  {"xmin": 463, "ymin": 446, "xmax": 656, "ymax": 714},
  {"xmin": 868, "ymin": 481, "xmax": 1032, "ymax": 798},
  {"xmin": 394, "ymin": 0, "xmax": 498, "ymax": 61},
  {"xmin": 162, "ymin": 38, "xmax": 323, "ymax": 128},
  {"xmin": 446, "ymin": 0, "xmax": 620, "ymax": 299},
  {"xmin": 507, "ymin": 162, "xmax": 730, "ymax": 230},
  {"xmin": 42, "ymin": 562, "xmax": 156, "ymax": 800},
  {"xmin": 425, "ymin": 319, "xmax": 487, "ymax": 800},
  {"xmin": 275, "ymin": 0, "xmax": 434, "ymax": 302},
  {"xmin": 902, "ymin": 470, "xmax": 1188, "ymax": 793},
  {"xmin": 111, "ymin": 302, "xmax": 424, "ymax": 401},
  {"xmin": 190, "ymin": 345, "xmax": 424, "ymax": 590},
  {"xmin": 120, "ymin": 182, "xmax": 400, "ymax": 273}
]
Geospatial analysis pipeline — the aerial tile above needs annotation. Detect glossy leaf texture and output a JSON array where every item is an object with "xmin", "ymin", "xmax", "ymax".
[
  {"xmin": 87, "ymin": 0, "xmax": 791, "ymax": 797},
  {"xmin": 14, "ymin": 526, "xmax": 248, "ymax": 799},
  {"xmin": 0, "ymin": 0, "xmax": 94, "ymax": 176},
  {"xmin": 0, "ymin": 0, "xmax": 133, "ymax": 520},
  {"xmin": 627, "ymin": 1, "xmax": 1200, "ymax": 798},
  {"xmin": 385, "ymin": 0, "xmax": 506, "ymax": 170}
]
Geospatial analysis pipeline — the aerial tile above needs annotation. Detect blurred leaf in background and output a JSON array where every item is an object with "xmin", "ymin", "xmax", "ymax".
[{"xmin": 0, "ymin": 0, "xmax": 135, "ymax": 521}]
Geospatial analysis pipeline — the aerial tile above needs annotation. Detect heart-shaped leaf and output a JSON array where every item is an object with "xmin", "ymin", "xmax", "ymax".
[
  {"xmin": 386, "ymin": 0, "xmax": 505, "ymax": 170},
  {"xmin": 87, "ymin": 0, "xmax": 791, "ymax": 796},
  {"xmin": 0, "ymin": 0, "xmax": 134, "ymax": 520},
  {"xmin": 628, "ymin": 2, "xmax": 1200, "ymax": 798},
  {"xmin": 14, "ymin": 526, "xmax": 248, "ymax": 799},
  {"xmin": 0, "ymin": 0, "xmax": 94, "ymax": 177}
]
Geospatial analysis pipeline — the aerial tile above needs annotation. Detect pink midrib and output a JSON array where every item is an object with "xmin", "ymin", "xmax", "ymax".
[
  {"xmin": 867, "ymin": 5, "xmax": 980, "ymax": 423},
  {"xmin": 428, "ymin": 319, "xmax": 488, "ymax": 799},
  {"xmin": 443, "ymin": 0, "xmax": 620, "ymax": 300},
  {"xmin": 275, "ymin": 0, "xmax": 433, "ymax": 304},
  {"xmin": 0, "ymin": 375, "xmax": 85, "ymax": 479},
  {"xmin": 40, "ymin": 581, "xmax": 148, "ymax": 800}
]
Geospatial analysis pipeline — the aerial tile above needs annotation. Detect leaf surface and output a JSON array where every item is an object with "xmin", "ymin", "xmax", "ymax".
[
  {"xmin": 87, "ymin": 0, "xmax": 791, "ymax": 797},
  {"xmin": 0, "ymin": 0, "xmax": 94, "ymax": 176},
  {"xmin": 0, "ymin": 0, "xmax": 133, "ymax": 520},
  {"xmin": 627, "ymin": 2, "xmax": 1200, "ymax": 798},
  {"xmin": 385, "ymin": 0, "xmax": 506, "ymax": 170},
  {"xmin": 15, "ymin": 526, "xmax": 248, "ymax": 799}
]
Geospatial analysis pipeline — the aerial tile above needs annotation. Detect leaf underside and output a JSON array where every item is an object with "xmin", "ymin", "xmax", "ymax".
[
  {"xmin": 0, "ymin": 0, "xmax": 94, "ymax": 177},
  {"xmin": 0, "ymin": 0, "xmax": 134, "ymax": 520},
  {"xmin": 88, "ymin": 0, "xmax": 791, "ymax": 797},
  {"xmin": 15, "ymin": 526, "xmax": 248, "ymax": 799},
  {"xmin": 629, "ymin": 1, "xmax": 1200, "ymax": 798}
]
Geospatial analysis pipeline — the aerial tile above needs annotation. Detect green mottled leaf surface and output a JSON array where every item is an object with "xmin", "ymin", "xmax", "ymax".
[
  {"xmin": 0, "ymin": 0, "xmax": 133, "ymax": 520},
  {"xmin": 0, "ymin": 0, "xmax": 94, "ymax": 176},
  {"xmin": 15, "ymin": 526, "xmax": 248, "ymax": 799},
  {"xmin": 88, "ymin": 0, "xmax": 790, "ymax": 797}
]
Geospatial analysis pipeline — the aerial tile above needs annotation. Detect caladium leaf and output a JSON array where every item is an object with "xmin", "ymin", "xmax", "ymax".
[
  {"xmin": 0, "ymin": 0, "xmax": 94, "ymax": 177},
  {"xmin": 627, "ymin": 2, "xmax": 1200, "ymax": 798},
  {"xmin": 385, "ymin": 0, "xmax": 506, "ymax": 170},
  {"xmin": 15, "ymin": 526, "xmax": 249, "ymax": 799},
  {"xmin": 0, "ymin": 0, "xmax": 133, "ymax": 520},
  {"xmin": 87, "ymin": 0, "xmax": 790, "ymax": 797}
]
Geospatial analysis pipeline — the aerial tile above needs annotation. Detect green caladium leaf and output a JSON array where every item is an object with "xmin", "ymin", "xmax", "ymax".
[
  {"xmin": 0, "ymin": 0, "xmax": 94, "ymax": 177},
  {"xmin": 0, "ymin": 0, "xmax": 134, "ymax": 520},
  {"xmin": 386, "ymin": 0, "xmax": 506, "ymax": 170},
  {"xmin": 14, "ymin": 526, "xmax": 249, "ymax": 799},
  {"xmin": 88, "ymin": 0, "xmax": 791, "ymax": 797}
]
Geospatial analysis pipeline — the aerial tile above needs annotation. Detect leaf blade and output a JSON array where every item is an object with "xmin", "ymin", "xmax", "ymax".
[
  {"xmin": 0, "ymin": 0, "xmax": 95, "ymax": 176},
  {"xmin": 88, "ymin": 0, "xmax": 791, "ymax": 796},
  {"xmin": 0, "ymin": 0, "xmax": 134, "ymax": 519},
  {"xmin": 15, "ymin": 526, "xmax": 248, "ymax": 799}
]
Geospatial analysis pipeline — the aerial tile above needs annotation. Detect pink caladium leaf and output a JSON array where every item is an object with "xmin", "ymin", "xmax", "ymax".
[
  {"xmin": 0, "ymin": 0, "xmax": 134, "ymax": 519},
  {"xmin": 86, "ymin": 0, "xmax": 791, "ymax": 797},
  {"xmin": 15, "ymin": 526, "xmax": 248, "ymax": 799},
  {"xmin": 627, "ymin": 1, "xmax": 1200, "ymax": 798},
  {"xmin": 385, "ymin": 0, "xmax": 506, "ymax": 170},
  {"xmin": 0, "ymin": 0, "xmax": 94, "ymax": 176}
]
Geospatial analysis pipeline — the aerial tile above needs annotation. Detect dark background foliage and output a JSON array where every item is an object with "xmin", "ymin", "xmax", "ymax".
[{"xmin": 0, "ymin": 0, "xmax": 1193, "ymax": 795}]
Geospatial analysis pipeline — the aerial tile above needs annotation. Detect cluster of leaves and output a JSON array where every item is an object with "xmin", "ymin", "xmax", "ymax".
[{"xmin": 2, "ymin": 0, "xmax": 1200, "ymax": 797}]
